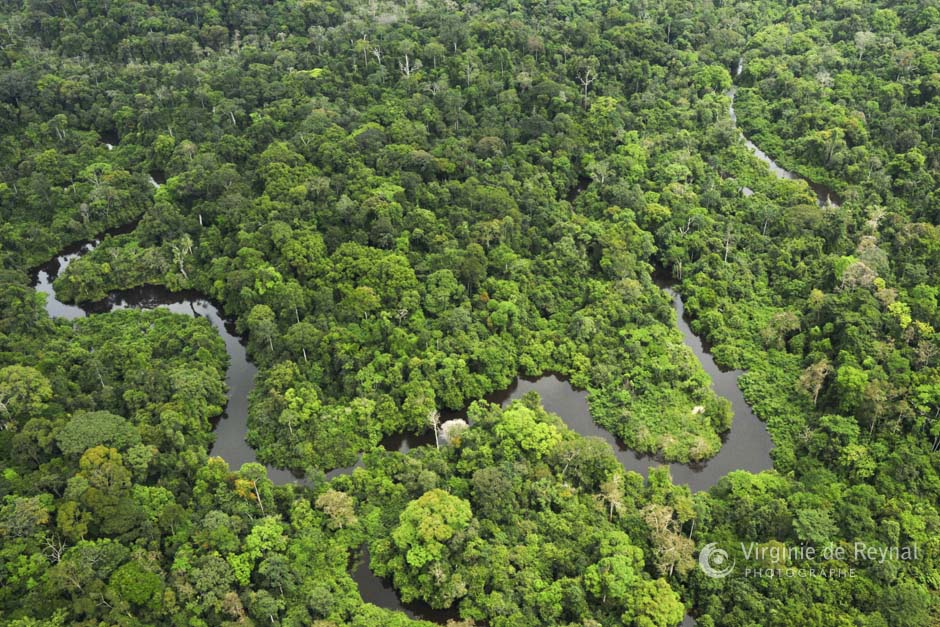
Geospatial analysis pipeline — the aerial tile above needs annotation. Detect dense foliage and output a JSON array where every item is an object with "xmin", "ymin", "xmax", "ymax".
[{"xmin": 1, "ymin": 0, "xmax": 939, "ymax": 625}]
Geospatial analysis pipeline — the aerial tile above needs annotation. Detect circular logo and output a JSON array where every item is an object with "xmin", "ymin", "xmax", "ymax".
[{"xmin": 699, "ymin": 543, "xmax": 734, "ymax": 578}]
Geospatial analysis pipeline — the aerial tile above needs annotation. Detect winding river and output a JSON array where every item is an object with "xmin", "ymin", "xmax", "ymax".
[
  {"xmin": 32, "ymin": 232, "xmax": 770, "ymax": 626},
  {"xmin": 32, "ymin": 227, "xmax": 767, "ymax": 624},
  {"xmin": 34, "ymin": 64, "xmax": 821, "ymax": 496},
  {"xmin": 32, "ymin": 82, "xmax": 843, "ymax": 619},
  {"xmin": 22, "ymin": 54, "xmax": 846, "ymax": 624},
  {"xmin": 34, "ymin": 238, "xmax": 775, "ymax": 493}
]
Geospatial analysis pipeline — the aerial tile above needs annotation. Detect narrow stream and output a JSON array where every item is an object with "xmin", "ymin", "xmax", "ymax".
[
  {"xmin": 352, "ymin": 545, "xmax": 462, "ymax": 624},
  {"xmin": 729, "ymin": 58, "xmax": 840, "ymax": 207}
]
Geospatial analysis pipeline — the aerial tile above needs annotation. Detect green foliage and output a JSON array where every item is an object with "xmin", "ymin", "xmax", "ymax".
[
  {"xmin": 366, "ymin": 400, "xmax": 682, "ymax": 626},
  {"xmin": 55, "ymin": 411, "xmax": 140, "ymax": 457},
  {"xmin": 109, "ymin": 560, "xmax": 165, "ymax": 609},
  {"xmin": 493, "ymin": 405, "xmax": 562, "ymax": 460},
  {"xmin": 392, "ymin": 489, "xmax": 472, "ymax": 569},
  {"xmin": 2, "ymin": 0, "xmax": 940, "ymax": 625}
]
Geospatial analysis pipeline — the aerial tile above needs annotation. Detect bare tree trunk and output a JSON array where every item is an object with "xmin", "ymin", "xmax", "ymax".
[
  {"xmin": 429, "ymin": 410, "xmax": 441, "ymax": 449},
  {"xmin": 253, "ymin": 481, "xmax": 265, "ymax": 515}
]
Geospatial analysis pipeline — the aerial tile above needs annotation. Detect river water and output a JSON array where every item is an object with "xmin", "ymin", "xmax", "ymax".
[
  {"xmin": 33, "ymin": 75, "xmax": 818, "ymax": 498},
  {"xmin": 482, "ymin": 295, "xmax": 774, "ymax": 492}
]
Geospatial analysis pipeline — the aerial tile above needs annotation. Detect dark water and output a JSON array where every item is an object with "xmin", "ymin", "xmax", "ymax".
[
  {"xmin": 32, "ymin": 232, "xmax": 455, "ymax": 487},
  {"xmin": 352, "ymin": 545, "xmax": 461, "ymax": 623},
  {"xmin": 32, "ymin": 222, "xmax": 141, "ymax": 319},
  {"xmin": 32, "ymin": 233, "xmax": 774, "ymax": 494},
  {"xmin": 380, "ymin": 430, "xmax": 437, "ymax": 452},
  {"xmin": 380, "ymin": 278, "xmax": 775, "ymax": 493},
  {"xmin": 106, "ymin": 287, "xmax": 305, "ymax": 485},
  {"xmin": 99, "ymin": 130, "xmax": 119, "ymax": 146},
  {"xmin": 728, "ymin": 60, "xmax": 840, "ymax": 207},
  {"xmin": 33, "ymin": 242, "xmax": 99, "ymax": 320}
]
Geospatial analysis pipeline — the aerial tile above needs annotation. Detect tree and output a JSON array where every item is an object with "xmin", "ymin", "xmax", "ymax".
[
  {"xmin": 428, "ymin": 409, "xmax": 441, "ymax": 449},
  {"xmin": 597, "ymin": 473, "xmax": 626, "ymax": 521},
  {"xmin": 881, "ymin": 581, "xmax": 931, "ymax": 627},
  {"xmin": 247, "ymin": 304, "xmax": 278, "ymax": 352},
  {"xmin": 834, "ymin": 365, "xmax": 869, "ymax": 415},
  {"xmin": 170, "ymin": 234, "xmax": 193, "ymax": 279},
  {"xmin": 375, "ymin": 489, "xmax": 473, "ymax": 608},
  {"xmin": 840, "ymin": 261, "xmax": 876, "ymax": 290},
  {"xmin": 285, "ymin": 321, "xmax": 317, "ymax": 363},
  {"xmin": 760, "ymin": 311, "xmax": 800, "ymax": 350},
  {"xmin": 459, "ymin": 243, "xmax": 487, "ymax": 291},
  {"xmin": 281, "ymin": 382, "xmax": 320, "ymax": 440},
  {"xmin": 493, "ymin": 404, "xmax": 562, "ymax": 461},
  {"xmin": 424, "ymin": 269, "xmax": 462, "ymax": 315},
  {"xmin": 0, "ymin": 366, "xmax": 52, "ymax": 430},
  {"xmin": 340, "ymin": 286, "xmax": 381, "ymax": 321},
  {"xmin": 854, "ymin": 31, "xmax": 877, "ymax": 62},
  {"xmin": 315, "ymin": 489, "xmax": 357, "ymax": 530},
  {"xmin": 797, "ymin": 358, "xmax": 831, "ymax": 406},
  {"xmin": 585, "ymin": 553, "xmax": 639, "ymax": 605},
  {"xmin": 793, "ymin": 508, "xmax": 838, "ymax": 545},
  {"xmin": 109, "ymin": 561, "xmax": 164, "ymax": 610},
  {"xmin": 584, "ymin": 531, "xmax": 643, "ymax": 605},
  {"xmin": 56, "ymin": 411, "xmax": 140, "ymax": 457},
  {"xmin": 233, "ymin": 464, "xmax": 274, "ymax": 516},
  {"xmin": 623, "ymin": 578, "xmax": 685, "ymax": 627},
  {"xmin": 78, "ymin": 446, "xmax": 131, "ymax": 495},
  {"xmin": 47, "ymin": 539, "xmax": 128, "ymax": 597},
  {"xmin": 641, "ymin": 504, "xmax": 695, "ymax": 576},
  {"xmin": 574, "ymin": 57, "xmax": 599, "ymax": 107},
  {"xmin": 391, "ymin": 489, "xmax": 471, "ymax": 569}
]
